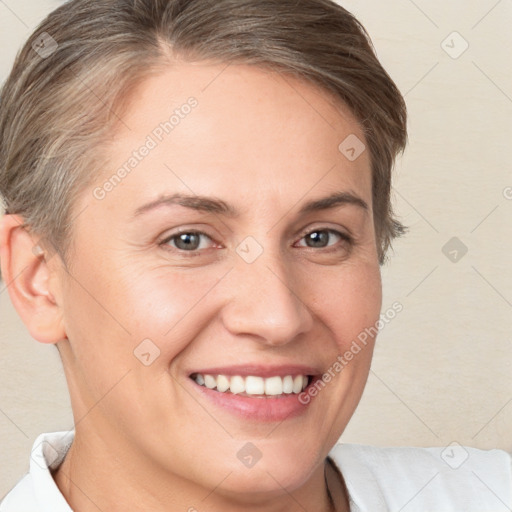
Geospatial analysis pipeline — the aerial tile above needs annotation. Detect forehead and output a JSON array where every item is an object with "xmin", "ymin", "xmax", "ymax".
[{"xmin": 88, "ymin": 61, "xmax": 372, "ymax": 219}]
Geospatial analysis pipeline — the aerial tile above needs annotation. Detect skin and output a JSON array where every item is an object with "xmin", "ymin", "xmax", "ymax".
[{"xmin": 0, "ymin": 61, "xmax": 382, "ymax": 512}]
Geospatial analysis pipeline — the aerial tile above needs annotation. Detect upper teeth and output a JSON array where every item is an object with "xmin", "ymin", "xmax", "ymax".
[{"xmin": 193, "ymin": 374, "xmax": 309, "ymax": 396}]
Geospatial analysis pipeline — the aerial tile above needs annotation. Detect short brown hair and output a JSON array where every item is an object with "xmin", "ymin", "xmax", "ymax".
[{"xmin": 0, "ymin": 0, "xmax": 407, "ymax": 265}]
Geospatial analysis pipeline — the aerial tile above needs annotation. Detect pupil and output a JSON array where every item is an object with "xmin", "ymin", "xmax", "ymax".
[
  {"xmin": 177, "ymin": 233, "xmax": 199, "ymax": 250},
  {"xmin": 308, "ymin": 231, "xmax": 327, "ymax": 247}
]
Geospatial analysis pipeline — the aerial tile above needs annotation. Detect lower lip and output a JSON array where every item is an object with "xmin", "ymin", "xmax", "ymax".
[{"xmin": 189, "ymin": 378, "xmax": 317, "ymax": 422}]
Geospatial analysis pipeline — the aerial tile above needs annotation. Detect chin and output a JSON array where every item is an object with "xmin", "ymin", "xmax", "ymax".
[{"xmin": 211, "ymin": 437, "xmax": 325, "ymax": 496}]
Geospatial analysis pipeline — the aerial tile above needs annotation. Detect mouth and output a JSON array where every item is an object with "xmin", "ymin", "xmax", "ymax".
[{"xmin": 187, "ymin": 366, "xmax": 321, "ymax": 422}]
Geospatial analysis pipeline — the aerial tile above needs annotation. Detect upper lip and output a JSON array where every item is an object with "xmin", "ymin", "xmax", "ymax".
[{"xmin": 188, "ymin": 364, "xmax": 321, "ymax": 378}]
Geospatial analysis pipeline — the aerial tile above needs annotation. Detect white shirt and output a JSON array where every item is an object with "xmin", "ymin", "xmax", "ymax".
[{"xmin": 2, "ymin": 431, "xmax": 511, "ymax": 512}]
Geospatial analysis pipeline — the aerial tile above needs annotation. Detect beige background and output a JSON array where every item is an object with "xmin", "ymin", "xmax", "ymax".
[{"xmin": 1, "ymin": 0, "xmax": 511, "ymax": 498}]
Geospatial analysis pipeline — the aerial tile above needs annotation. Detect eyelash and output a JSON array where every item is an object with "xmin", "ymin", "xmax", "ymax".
[{"xmin": 159, "ymin": 228, "xmax": 353, "ymax": 257}]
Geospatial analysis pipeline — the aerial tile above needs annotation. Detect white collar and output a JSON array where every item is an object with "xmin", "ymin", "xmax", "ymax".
[{"xmin": 29, "ymin": 430, "xmax": 75, "ymax": 512}]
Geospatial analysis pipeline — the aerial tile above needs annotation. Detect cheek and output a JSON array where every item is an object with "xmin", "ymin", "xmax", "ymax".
[
  {"xmin": 117, "ymin": 264, "xmax": 229, "ymax": 348},
  {"xmin": 59, "ymin": 254, "xmax": 228, "ymax": 396},
  {"xmin": 67, "ymin": 260, "xmax": 228, "ymax": 359},
  {"xmin": 311, "ymin": 260, "xmax": 382, "ymax": 352}
]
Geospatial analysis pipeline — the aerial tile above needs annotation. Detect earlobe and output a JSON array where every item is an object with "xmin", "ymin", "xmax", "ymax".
[{"xmin": 0, "ymin": 214, "xmax": 67, "ymax": 344}]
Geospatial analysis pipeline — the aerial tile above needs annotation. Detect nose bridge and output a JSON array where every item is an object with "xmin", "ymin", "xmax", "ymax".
[{"xmin": 220, "ymin": 241, "xmax": 314, "ymax": 345}]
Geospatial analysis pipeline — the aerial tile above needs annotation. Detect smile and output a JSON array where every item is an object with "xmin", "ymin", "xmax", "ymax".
[
  {"xmin": 187, "ymin": 365, "xmax": 321, "ymax": 421},
  {"xmin": 191, "ymin": 373, "xmax": 310, "ymax": 397}
]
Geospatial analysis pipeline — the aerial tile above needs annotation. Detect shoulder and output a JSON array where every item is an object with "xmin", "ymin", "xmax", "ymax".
[{"xmin": 329, "ymin": 442, "xmax": 512, "ymax": 512}]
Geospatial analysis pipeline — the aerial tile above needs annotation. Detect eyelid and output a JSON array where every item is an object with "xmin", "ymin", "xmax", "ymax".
[
  {"xmin": 295, "ymin": 224, "xmax": 353, "ymax": 242},
  {"xmin": 294, "ymin": 227, "xmax": 352, "ymax": 248},
  {"xmin": 159, "ymin": 229, "xmax": 219, "ymax": 249}
]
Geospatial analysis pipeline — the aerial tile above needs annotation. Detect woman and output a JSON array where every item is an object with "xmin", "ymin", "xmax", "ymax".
[{"xmin": 0, "ymin": 1, "xmax": 510, "ymax": 511}]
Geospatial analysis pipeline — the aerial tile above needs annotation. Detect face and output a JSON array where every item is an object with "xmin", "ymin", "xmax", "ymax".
[{"xmin": 54, "ymin": 61, "xmax": 382, "ymax": 497}]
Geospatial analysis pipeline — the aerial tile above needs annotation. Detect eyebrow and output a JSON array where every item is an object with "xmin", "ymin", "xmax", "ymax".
[{"xmin": 133, "ymin": 191, "xmax": 368, "ymax": 218}]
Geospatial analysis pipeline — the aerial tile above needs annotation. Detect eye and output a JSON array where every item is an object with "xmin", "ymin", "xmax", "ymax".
[
  {"xmin": 159, "ymin": 227, "xmax": 352, "ymax": 256},
  {"xmin": 160, "ymin": 230, "xmax": 215, "ymax": 252},
  {"xmin": 295, "ymin": 228, "xmax": 352, "ymax": 249}
]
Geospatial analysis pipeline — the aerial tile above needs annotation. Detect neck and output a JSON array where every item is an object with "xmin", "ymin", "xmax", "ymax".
[{"xmin": 53, "ymin": 427, "xmax": 349, "ymax": 512}]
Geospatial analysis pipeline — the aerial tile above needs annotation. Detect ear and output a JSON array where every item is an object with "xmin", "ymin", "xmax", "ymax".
[{"xmin": 0, "ymin": 214, "xmax": 67, "ymax": 344}]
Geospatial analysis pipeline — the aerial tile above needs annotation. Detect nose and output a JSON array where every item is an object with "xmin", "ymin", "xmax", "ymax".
[{"xmin": 219, "ymin": 251, "xmax": 314, "ymax": 347}]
